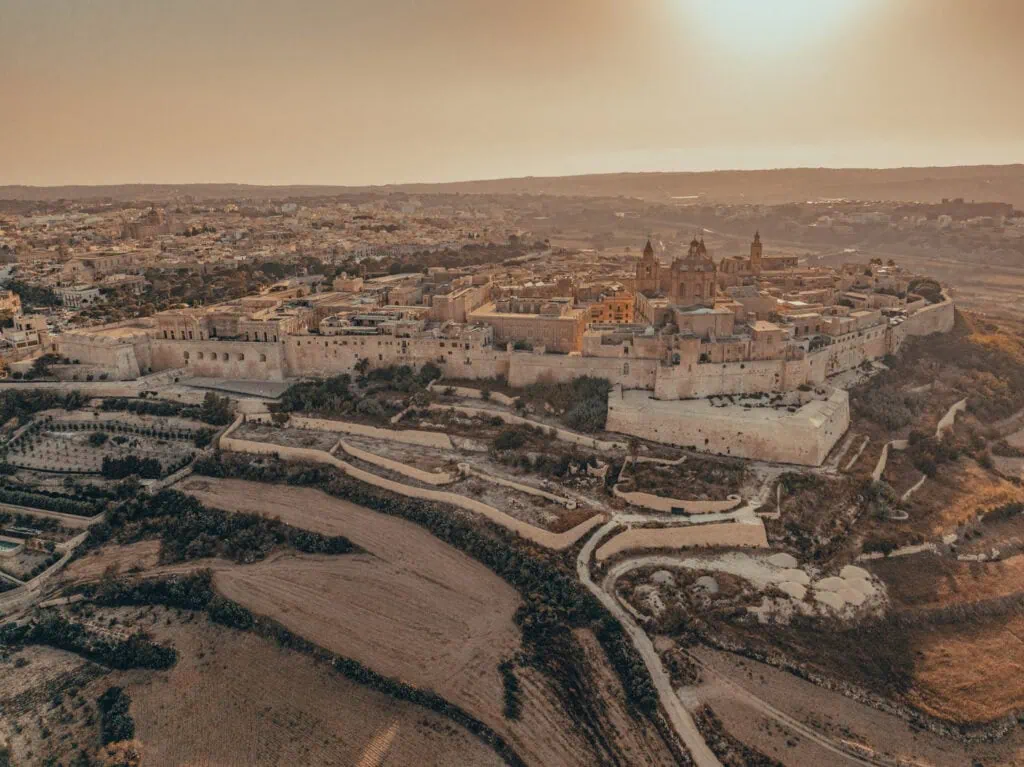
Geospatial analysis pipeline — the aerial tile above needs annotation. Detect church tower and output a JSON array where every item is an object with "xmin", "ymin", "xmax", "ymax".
[
  {"xmin": 750, "ymin": 231, "xmax": 763, "ymax": 274},
  {"xmin": 635, "ymin": 238, "xmax": 660, "ymax": 296}
]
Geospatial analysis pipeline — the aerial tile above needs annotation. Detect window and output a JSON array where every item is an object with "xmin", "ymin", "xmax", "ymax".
[
  {"xmin": 222, "ymin": 353, "xmax": 229, "ymax": 361},
  {"xmin": 188, "ymin": 331, "xmax": 193, "ymax": 340},
  {"xmin": 198, "ymin": 352, "xmax": 204, "ymax": 360},
  {"xmin": 238, "ymin": 353, "xmax": 245, "ymax": 361},
  {"xmin": 183, "ymin": 351, "xmax": 190, "ymax": 360},
  {"xmin": 259, "ymin": 353, "xmax": 267, "ymax": 362}
]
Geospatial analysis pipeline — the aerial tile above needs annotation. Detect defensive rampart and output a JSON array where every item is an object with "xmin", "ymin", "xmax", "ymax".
[{"xmin": 607, "ymin": 387, "xmax": 849, "ymax": 466}]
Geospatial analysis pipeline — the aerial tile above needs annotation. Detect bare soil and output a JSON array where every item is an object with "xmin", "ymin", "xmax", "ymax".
[
  {"xmin": 868, "ymin": 552, "xmax": 1024, "ymax": 610},
  {"xmin": 0, "ymin": 609, "xmax": 507, "ymax": 767},
  {"xmin": 689, "ymin": 645, "xmax": 1024, "ymax": 767},
  {"xmin": 176, "ymin": 477, "xmax": 650, "ymax": 766},
  {"xmin": 234, "ymin": 422, "xmax": 340, "ymax": 452},
  {"xmin": 902, "ymin": 459, "xmax": 1024, "ymax": 536}
]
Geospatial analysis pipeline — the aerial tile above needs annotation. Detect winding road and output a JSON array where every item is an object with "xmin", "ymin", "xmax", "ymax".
[
  {"xmin": 577, "ymin": 518, "xmax": 724, "ymax": 767},
  {"xmin": 589, "ymin": 539, "xmax": 932, "ymax": 767}
]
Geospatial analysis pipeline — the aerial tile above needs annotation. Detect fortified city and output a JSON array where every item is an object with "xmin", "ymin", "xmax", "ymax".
[{"xmin": 3, "ymin": 2, "xmax": 1024, "ymax": 766}]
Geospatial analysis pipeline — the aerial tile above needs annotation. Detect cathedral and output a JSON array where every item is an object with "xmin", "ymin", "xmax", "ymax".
[
  {"xmin": 637, "ymin": 232, "xmax": 770, "ymax": 301},
  {"xmin": 634, "ymin": 235, "xmax": 720, "ymax": 307}
]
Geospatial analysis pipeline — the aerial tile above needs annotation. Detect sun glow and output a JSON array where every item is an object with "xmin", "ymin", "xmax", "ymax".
[{"xmin": 675, "ymin": 0, "xmax": 874, "ymax": 55}]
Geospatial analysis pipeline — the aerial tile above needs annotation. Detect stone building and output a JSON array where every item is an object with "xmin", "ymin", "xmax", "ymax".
[{"xmin": 468, "ymin": 297, "xmax": 586, "ymax": 354}]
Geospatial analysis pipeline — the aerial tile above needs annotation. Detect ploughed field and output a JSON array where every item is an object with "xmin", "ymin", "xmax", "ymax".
[
  {"xmin": 0, "ymin": 609, "xmax": 507, "ymax": 767},
  {"xmin": 177, "ymin": 477, "xmax": 678, "ymax": 767}
]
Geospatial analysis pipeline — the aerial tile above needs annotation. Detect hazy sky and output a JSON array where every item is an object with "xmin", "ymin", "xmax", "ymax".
[{"xmin": 2, "ymin": 0, "xmax": 1022, "ymax": 186}]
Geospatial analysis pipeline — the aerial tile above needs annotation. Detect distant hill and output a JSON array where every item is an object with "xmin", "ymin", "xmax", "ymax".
[{"xmin": 4, "ymin": 165, "xmax": 1024, "ymax": 207}]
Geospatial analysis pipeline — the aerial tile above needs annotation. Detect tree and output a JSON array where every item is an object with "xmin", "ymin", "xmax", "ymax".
[{"xmin": 198, "ymin": 392, "xmax": 233, "ymax": 426}]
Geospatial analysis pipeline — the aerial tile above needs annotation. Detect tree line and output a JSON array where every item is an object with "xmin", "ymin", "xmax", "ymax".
[
  {"xmin": 80, "ymin": 569, "xmax": 529, "ymax": 767},
  {"xmin": 83, "ymin": 489, "xmax": 358, "ymax": 564},
  {"xmin": 193, "ymin": 453, "xmax": 660, "ymax": 718}
]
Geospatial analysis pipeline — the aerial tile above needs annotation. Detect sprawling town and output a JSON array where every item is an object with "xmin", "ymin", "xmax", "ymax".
[{"xmin": 0, "ymin": 186, "xmax": 1022, "ymax": 767}]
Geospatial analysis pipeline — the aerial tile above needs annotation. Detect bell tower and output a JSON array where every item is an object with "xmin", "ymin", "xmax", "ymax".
[
  {"xmin": 750, "ymin": 231, "xmax": 763, "ymax": 274},
  {"xmin": 635, "ymin": 238, "xmax": 660, "ymax": 295}
]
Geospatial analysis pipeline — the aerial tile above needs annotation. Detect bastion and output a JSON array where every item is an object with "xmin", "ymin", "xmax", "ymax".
[{"xmin": 606, "ymin": 386, "xmax": 849, "ymax": 466}]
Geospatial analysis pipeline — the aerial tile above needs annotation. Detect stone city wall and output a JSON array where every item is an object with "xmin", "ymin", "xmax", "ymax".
[
  {"xmin": 57, "ymin": 334, "xmax": 150, "ymax": 380},
  {"xmin": 507, "ymin": 352, "xmax": 659, "ymax": 390},
  {"xmin": 151, "ymin": 339, "xmax": 287, "ymax": 381},
  {"xmin": 57, "ymin": 293, "xmax": 954, "ymax": 404},
  {"xmin": 889, "ymin": 294, "xmax": 955, "ymax": 354},
  {"xmin": 654, "ymin": 358, "xmax": 793, "ymax": 400},
  {"xmin": 595, "ymin": 519, "xmax": 768, "ymax": 561},
  {"xmin": 607, "ymin": 388, "xmax": 850, "ymax": 466},
  {"xmin": 284, "ymin": 334, "xmax": 509, "ymax": 382}
]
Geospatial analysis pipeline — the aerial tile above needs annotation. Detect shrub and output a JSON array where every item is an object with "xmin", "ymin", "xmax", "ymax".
[
  {"xmin": 101, "ymin": 456, "xmax": 163, "ymax": 480},
  {"xmin": 498, "ymin": 659, "xmax": 522, "ymax": 719},
  {"xmin": 97, "ymin": 687, "xmax": 134, "ymax": 745},
  {"xmin": 492, "ymin": 427, "xmax": 528, "ymax": 451},
  {"xmin": 89, "ymin": 432, "xmax": 110, "ymax": 447}
]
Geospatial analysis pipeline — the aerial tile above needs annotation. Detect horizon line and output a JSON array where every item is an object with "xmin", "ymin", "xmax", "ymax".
[{"xmin": 3, "ymin": 162, "xmax": 1024, "ymax": 192}]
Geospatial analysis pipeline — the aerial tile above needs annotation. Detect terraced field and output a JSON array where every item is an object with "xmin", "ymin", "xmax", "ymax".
[
  {"xmin": 0, "ymin": 612, "xmax": 508, "ymax": 767},
  {"xmin": 179, "ymin": 477, "xmax": 678, "ymax": 766}
]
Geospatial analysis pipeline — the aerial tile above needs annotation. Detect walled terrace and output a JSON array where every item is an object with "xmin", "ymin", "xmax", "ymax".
[{"xmin": 233, "ymin": 414, "xmax": 611, "ymax": 536}]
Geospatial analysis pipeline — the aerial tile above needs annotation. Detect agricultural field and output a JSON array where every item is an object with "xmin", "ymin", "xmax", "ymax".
[
  {"xmin": 0, "ymin": 608, "xmax": 508, "ymax": 767},
  {"xmin": 687, "ymin": 646, "xmax": 1024, "ymax": 767},
  {"xmin": 175, "ymin": 477, "xmax": 678, "ymax": 767},
  {"xmin": 4, "ymin": 410, "xmax": 206, "ymax": 477}
]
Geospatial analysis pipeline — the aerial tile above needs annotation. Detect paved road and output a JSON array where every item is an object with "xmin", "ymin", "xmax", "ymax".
[
  {"xmin": 577, "ymin": 519, "xmax": 723, "ymax": 767},
  {"xmin": 602, "ymin": 552, "xmax": 922, "ymax": 767}
]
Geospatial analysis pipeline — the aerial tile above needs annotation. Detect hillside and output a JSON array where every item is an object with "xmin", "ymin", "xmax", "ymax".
[{"xmin": 4, "ymin": 164, "xmax": 1024, "ymax": 206}]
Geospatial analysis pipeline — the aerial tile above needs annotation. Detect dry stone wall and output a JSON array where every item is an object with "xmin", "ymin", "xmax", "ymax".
[
  {"xmin": 251, "ymin": 414, "xmax": 454, "ymax": 449},
  {"xmin": 595, "ymin": 520, "xmax": 768, "ymax": 561},
  {"xmin": 219, "ymin": 421, "xmax": 604, "ymax": 550},
  {"xmin": 338, "ymin": 440, "xmax": 453, "ymax": 485}
]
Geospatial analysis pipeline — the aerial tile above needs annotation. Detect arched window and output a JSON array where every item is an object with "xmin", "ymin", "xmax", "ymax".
[{"xmin": 183, "ymin": 351, "xmax": 190, "ymax": 361}]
